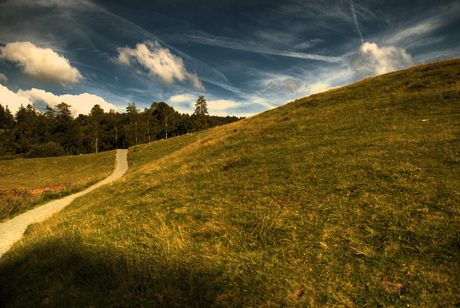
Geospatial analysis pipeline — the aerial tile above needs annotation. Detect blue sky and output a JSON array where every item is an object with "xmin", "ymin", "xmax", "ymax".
[{"xmin": 0, "ymin": 0, "xmax": 459, "ymax": 117}]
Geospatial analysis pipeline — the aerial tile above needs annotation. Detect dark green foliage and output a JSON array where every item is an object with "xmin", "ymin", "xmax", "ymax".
[
  {"xmin": 26, "ymin": 142, "xmax": 66, "ymax": 158},
  {"xmin": 0, "ymin": 97, "xmax": 243, "ymax": 159},
  {"xmin": 0, "ymin": 104, "xmax": 15, "ymax": 129}
]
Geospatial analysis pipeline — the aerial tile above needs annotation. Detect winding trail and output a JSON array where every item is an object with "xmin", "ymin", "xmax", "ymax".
[{"xmin": 0, "ymin": 149, "xmax": 128, "ymax": 258}]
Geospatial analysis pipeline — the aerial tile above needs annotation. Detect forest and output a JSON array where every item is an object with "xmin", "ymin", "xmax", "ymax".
[{"xmin": 0, "ymin": 96, "xmax": 243, "ymax": 159}]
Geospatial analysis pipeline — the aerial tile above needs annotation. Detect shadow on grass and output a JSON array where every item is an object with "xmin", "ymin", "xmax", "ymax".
[{"xmin": 0, "ymin": 239, "xmax": 230, "ymax": 307}]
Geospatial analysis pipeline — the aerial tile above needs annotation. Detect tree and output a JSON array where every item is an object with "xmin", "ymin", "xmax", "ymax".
[
  {"xmin": 56, "ymin": 102, "xmax": 72, "ymax": 118},
  {"xmin": 0, "ymin": 100, "xmax": 243, "ymax": 158},
  {"xmin": 151, "ymin": 102, "xmax": 177, "ymax": 139},
  {"xmin": 106, "ymin": 109, "xmax": 123, "ymax": 149},
  {"xmin": 125, "ymin": 102, "xmax": 140, "ymax": 146},
  {"xmin": 13, "ymin": 104, "xmax": 39, "ymax": 153},
  {"xmin": 143, "ymin": 106, "xmax": 160, "ymax": 143},
  {"xmin": 193, "ymin": 95, "xmax": 209, "ymax": 130},
  {"xmin": 55, "ymin": 102, "xmax": 83, "ymax": 154},
  {"xmin": 0, "ymin": 104, "xmax": 16, "ymax": 156},
  {"xmin": 89, "ymin": 104, "xmax": 105, "ymax": 153},
  {"xmin": 194, "ymin": 95, "xmax": 209, "ymax": 116},
  {"xmin": 0, "ymin": 104, "xmax": 15, "ymax": 129},
  {"xmin": 45, "ymin": 105, "xmax": 56, "ymax": 119}
]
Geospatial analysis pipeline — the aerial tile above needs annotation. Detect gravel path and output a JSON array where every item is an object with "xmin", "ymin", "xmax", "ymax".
[{"xmin": 0, "ymin": 149, "xmax": 128, "ymax": 258}]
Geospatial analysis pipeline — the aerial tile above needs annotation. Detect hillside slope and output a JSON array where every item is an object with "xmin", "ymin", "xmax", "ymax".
[
  {"xmin": 0, "ymin": 150, "xmax": 116, "ymax": 221},
  {"xmin": 0, "ymin": 59, "xmax": 459, "ymax": 307}
]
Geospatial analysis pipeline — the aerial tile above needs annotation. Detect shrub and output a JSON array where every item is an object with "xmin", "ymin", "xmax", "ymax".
[{"xmin": 26, "ymin": 142, "xmax": 66, "ymax": 158}]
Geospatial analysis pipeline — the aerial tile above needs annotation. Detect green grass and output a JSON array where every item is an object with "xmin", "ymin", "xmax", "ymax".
[
  {"xmin": 0, "ymin": 151, "xmax": 116, "ymax": 221},
  {"xmin": 0, "ymin": 59, "xmax": 459, "ymax": 307}
]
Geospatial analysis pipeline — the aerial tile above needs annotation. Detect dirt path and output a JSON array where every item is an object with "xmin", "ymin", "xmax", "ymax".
[{"xmin": 0, "ymin": 149, "xmax": 128, "ymax": 258}]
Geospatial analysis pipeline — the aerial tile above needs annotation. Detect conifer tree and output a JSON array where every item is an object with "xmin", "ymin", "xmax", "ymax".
[
  {"xmin": 193, "ymin": 95, "xmax": 209, "ymax": 130},
  {"xmin": 0, "ymin": 104, "xmax": 15, "ymax": 129}
]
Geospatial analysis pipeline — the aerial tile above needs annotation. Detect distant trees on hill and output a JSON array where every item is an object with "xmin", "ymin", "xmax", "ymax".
[{"xmin": 0, "ymin": 96, "xmax": 243, "ymax": 158}]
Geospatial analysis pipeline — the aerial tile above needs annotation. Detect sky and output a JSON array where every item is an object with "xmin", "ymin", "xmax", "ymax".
[{"xmin": 0, "ymin": 0, "xmax": 459, "ymax": 117}]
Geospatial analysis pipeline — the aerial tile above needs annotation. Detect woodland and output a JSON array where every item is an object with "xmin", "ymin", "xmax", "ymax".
[{"xmin": 0, "ymin": 96, "xmax": 243, "ymax": 158}]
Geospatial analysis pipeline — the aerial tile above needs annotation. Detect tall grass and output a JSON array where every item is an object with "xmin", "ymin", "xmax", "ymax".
[{"xmin": 0, "ymin": 59, "xmax": 459, "ymax": 307}]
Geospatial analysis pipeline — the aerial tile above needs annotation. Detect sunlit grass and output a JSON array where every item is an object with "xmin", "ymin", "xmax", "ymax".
[
  {"xmin": 0, "ymin": 59, "xmax": 459, "ymax": 307},
  {"xmin": 0, "ymin": 151, "xmax": 115, "ymax": 221}
]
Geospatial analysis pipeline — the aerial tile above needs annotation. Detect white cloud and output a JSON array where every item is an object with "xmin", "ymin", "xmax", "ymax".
[
  {"xmin": 166, "ymin": 93, "xmax": 196, "ymax": 113},
  {"xmin": 0, "ymin": 42, "xmax": 83, "ymax": 85},
  {"xmin": 18, "ymin": 88, "xmax": 117, "ymax": 116},
  {"xmin": 168, "ymin": 94, "xmax": 196, "ymax": 104},
  {"xmin": 350, "ymin": 42, "xmax": 414, "ymax": 77},
  {"xmin": 116, "ymin": 40, "xmax": 205, "ymax": 90},
  {"xmin": 0, "ymin": 84, "xmax": 34, "ymax": 112},
  {"xmin": 206, "ymin": 97, "xmax": 267, "ymax": 117},
  {"xmin": 309, "ymin": 81, "xmax": 332, "ymax": 94},
  {"xmin": 0, "ymin": 73, "xmax": 7, "ymax": 83},
  {"xmin": 207, "ymin": 99, "xmax": 239, "ymax": 111}
]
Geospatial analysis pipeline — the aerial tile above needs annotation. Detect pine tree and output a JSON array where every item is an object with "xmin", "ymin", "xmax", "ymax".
[
  {"xmin": 0, "ymin": 104, "xmax": 14, "ymax": 129},
  {"xmin": 193, "ymin": 95, "xmax": 209, "ymax": 130}
]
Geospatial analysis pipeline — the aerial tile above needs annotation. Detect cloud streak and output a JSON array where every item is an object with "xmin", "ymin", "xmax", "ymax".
[
  {"xmin": 0, "ymin": 42, "xmax": 83, "ymax": 85},
  {"xmin": 186, "ymin": 32, "xmax": 342, "ymax": 63},
  {"xmin": 349, "ymin": 0, "xmax": 364, "ymax": 44}
]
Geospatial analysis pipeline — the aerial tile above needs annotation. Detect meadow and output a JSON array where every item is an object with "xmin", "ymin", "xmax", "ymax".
[
  {"xmin": 0, "ymin": 151, "xmax": 115, "ymax": 221},
  {"xmin": 0, "ymin": 59, "xmax": 458, "ymax": 307}
]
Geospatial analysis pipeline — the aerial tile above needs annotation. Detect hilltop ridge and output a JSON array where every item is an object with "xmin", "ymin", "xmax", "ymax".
[{"xmin": 0, "ymin": 59, "xmax": 459, "ymax": 307}]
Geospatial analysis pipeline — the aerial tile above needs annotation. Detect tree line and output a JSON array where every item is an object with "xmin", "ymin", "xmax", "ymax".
[{"xmin": 0, "ymin": 96, "xmax": 243, "ymax": 159}]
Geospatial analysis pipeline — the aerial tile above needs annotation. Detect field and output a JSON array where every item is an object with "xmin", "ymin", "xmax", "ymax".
[
  {"xmin": 0, "ymin": 59, "xmax": 459, "ymax": 307},
  {"xmin": 0, "ymin": 151, "xmax": 116, "ymax": 221}
]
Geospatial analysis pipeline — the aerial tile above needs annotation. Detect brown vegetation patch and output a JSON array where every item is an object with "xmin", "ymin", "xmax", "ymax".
[
  {"xmin": 379, "ymin": 279, "xmax": 404, "ymax": 294},
  {"xmin": 0, "ymin": 183, "xmax": 70, "ymax": 197}
]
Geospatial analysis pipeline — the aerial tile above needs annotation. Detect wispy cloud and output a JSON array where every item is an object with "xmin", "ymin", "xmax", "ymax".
[
  {"xmin": 116, "ymin": 40, "xmax": 205, "ymax": 91},
  {"xmin": 6, "ymin": 0, "xmax": 93, "ymax": 8},
  {"xmin": 294, "ymin": 39, "xmax": 323, "ymax": 51},
  {"xmin": 186, "ymin": 32, "xmax": 342, "ymax": 63},
  {"xmin": 0, "ymin": 42, "xmax": 83, "ymax": 85},
  {"xmin": 268, "ymin": 78, "xmax": 305, "ymax": 93},
  {"xmin": 383, "ymin": 2, "xmax": 460, "ymax": 49},
  {"xmin": 0, "ymin": 73, "xmax": 7, "ymax": 83}
]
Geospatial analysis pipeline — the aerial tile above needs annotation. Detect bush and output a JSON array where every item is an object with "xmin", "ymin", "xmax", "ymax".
[{"xmin": 26, "ymin": 142, "xmax": 66, "ymax": 158}]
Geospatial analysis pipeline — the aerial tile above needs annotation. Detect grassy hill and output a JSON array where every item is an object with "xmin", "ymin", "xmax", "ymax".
[
  {"xmin": 0, "ymin": 59, "xmax": 459, "ymax": 307},
  {"xmin": 0, "ymin": 151, "xmax": 115, "ymax": 221}
]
